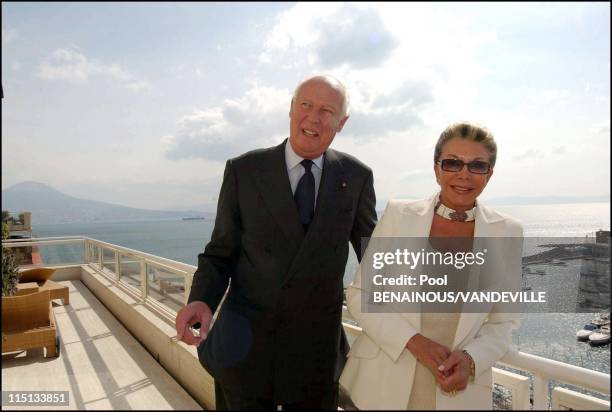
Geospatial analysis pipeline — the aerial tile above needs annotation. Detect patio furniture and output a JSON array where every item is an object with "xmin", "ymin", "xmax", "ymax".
[
  {"xmin": 16, "ymin": 282, "xmax": 39, "ymax": 296},
  {"xmin": 18, "ymin": 267, "xmax": 55, "ymax": 283},
  {"xmin": 2, "ymin": 290, "xmax": 59, "ymax": 358},
  {"xmin": 18, "ymin": 267, "xmax": 69, "ymax": 305}
]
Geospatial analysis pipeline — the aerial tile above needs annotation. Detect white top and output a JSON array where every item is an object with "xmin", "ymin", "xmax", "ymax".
[{"xmin": 285, "ymin": 140, "xmax": 324, "ymax": 204}]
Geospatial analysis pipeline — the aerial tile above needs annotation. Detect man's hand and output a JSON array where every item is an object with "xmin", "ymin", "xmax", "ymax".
[
  {"xmin": 406, "ymin": 334, "xmax": 451, "ymax": 380},
  {"xmin": 436, "ymin": 350, "xmax": 472, "ymax": 393},
  {"xmin": 175, "ymin": 301, "xmax": 213, "ymax": 346}
]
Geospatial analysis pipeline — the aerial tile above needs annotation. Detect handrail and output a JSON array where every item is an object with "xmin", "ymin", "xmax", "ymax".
[
  {"xmin": 499, "ymin": 349, "xmax": 610, "ymax": 395},
  {"xmin": 3, "ymin": 235, "xmax": 83, "ymax": 242},
  {"xmin": 2, "ymin": 236, "xmax": 197, "ymax": 274},
  {"xmin": 85, "ymin": 237, "xmax": 197, "ymax": 274},
  {"xmin": 2, "ymin": 238, "xmax": 85, "ymax": 247}
]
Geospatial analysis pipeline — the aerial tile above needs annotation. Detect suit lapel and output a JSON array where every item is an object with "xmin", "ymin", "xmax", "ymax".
[{"xmin": 254, "ymin": 140, "xmax": 304, "ymax": 250}]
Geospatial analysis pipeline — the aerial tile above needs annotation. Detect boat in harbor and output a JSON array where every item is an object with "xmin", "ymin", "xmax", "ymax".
[
  {"xmin": 576, "ymin": 323, "xmax": 599, "ymax": 341},
  {"xmin": 591, "ymin": 313, "xmax": 610, "ymax": 327},
  {"xmin": 576, "ymin": 313, "xmax": 609, "ymax": 341},
  {"xmin": 589, "ymin": 324, "xmax": 611, "ymax": 346}
]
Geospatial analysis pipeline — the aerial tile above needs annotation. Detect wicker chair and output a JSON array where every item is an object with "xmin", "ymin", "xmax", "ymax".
[
  {"xmin": 19, "ymin": 267, "xmax": 69, "ymax": 305},
  {"xmin": 2, "ymin": 290, "xmax": 59, "ymax": 358}
]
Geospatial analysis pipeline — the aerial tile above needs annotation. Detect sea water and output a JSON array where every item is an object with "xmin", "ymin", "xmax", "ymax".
[{"xmin": 33, "ymin": 202, "xmax": 610, "ymax": 377}]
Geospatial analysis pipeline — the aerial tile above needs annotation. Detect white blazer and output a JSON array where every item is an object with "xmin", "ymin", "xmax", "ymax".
[{"xmin": 340, "ymin": 195, "xmax": 524, "ymax": 410}]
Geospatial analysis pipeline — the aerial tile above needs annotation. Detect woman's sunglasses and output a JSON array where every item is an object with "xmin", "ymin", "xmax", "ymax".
[{"xmin": 437, "ymin": 159, "xmax": 491, "ymax": 174}]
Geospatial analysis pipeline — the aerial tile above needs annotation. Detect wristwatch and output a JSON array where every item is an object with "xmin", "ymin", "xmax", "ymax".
[{"xmin": 462, "ymin": 350, "xmax": 475, "ymax": 381}]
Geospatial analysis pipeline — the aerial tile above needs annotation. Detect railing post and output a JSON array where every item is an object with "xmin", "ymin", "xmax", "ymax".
[
  {"xmin": 115, "ymin": 251, "xmax": 120, "ymax": 282},
  {"xmin": 99, "ymin": 246, "xmax": 103, "ymax": 270},
  {"xmin": 513, "ymin": 379, "xmax": 531, "ymax": 410},
  {"xmin": 83, "ymin": 239, "xmax": 89, "ymax": 264},
  {"xmin": 141, "ymin": 260, "xmax": 147, "ymax": 302},
  {"xmin": 492, "ymin": 367, "xmax": 531, "ymax": 410},
  {"xmin": 532, "ymin": 373, "xmax": 548, "ymax": 410},
  {"xmin": 184, "ymin": 274, "xmax": 192, "ymax": 306}
]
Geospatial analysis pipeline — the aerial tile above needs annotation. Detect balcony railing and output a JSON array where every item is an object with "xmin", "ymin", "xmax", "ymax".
[{"xmin": 3, "ymin": 236, "xmax": 610, "ymax": 410}]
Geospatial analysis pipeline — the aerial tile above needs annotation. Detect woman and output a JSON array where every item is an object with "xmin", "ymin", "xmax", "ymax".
[{"xmin": 339, "ymin": 122, "xmax": 523, "ymax": 410}]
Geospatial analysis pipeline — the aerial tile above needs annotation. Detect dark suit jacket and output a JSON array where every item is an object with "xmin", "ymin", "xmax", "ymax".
[{"xmin": 188, "ymin": 139, "xmax": 376, "ymax": 403}]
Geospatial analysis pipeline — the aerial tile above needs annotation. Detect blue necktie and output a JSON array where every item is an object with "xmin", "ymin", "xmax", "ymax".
[{"xmin": 294, "ymin": 159, "xmax": 315, "ymax": 229}]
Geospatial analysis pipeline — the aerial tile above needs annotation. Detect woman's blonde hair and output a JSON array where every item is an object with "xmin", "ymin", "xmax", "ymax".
[{"xmin": 434, "ymin": 122, "xmax": 497, "ymax": 167}]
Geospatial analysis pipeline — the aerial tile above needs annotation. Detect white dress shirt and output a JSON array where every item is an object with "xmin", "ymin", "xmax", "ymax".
[{"xmin": 285, "ymin": 140, "xmax": 324, "ymax": 205}]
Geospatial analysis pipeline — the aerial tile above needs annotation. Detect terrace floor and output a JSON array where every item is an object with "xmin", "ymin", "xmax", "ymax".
[{"xmin": 2, "ymin": 280, "xmax": 202, "ymax": 410}]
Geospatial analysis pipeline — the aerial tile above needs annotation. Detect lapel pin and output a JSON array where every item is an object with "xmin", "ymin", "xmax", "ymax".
[{"xmin": 341, "ymin": 182, "xmax": 347, "ymax": 188}]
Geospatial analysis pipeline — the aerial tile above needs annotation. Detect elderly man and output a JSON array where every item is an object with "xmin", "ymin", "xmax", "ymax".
[{"xmin": 175, "ymin": 75, "xmax": 377, "ymax": 410}]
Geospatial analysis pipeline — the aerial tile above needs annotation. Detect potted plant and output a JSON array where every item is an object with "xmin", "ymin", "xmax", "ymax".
[
  {"xmin": 2, "ymin": 225, "xmax": 20, "ymax": 344},
  {"xmin": 2, "ymin": 250, "xmax": 19, "ymax": 297},
  {"xmin": 2, "ymin": 221, "xmax": 19, "ymax": 297}
]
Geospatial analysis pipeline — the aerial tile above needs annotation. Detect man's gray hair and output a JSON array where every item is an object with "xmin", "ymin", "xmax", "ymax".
[{"xmin": 292, "ymin": 74, "xmax": 350, "ymax": 117}]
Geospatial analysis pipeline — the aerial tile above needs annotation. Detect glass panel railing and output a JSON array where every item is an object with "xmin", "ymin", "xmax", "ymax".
[
  {"xmin": 89, "ymin": 242, "xmax": 99, "ymax": 264},
  {"xmin": 102, "ymin": 248, "xmax": 116, "ymax": 273},
  {"xmin": 36, "ymin": 243, "xmax": 84, "ymax": 265},
  {"xmin": 120, "ymin": 254, "xmax": 141, "ymax": 290},
  {"xmin": 147, "ymin": 265, "xmax": 185, "ymax": 313}
]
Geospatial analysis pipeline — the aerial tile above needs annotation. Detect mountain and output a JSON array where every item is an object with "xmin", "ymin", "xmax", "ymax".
[{"xmin": 1, "ymin": 182, "xmax": 211, "ymax": 224}]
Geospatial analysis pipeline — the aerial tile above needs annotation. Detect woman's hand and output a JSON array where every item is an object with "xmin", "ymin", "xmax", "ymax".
[
  {"xmin": 436, "ymin": 350, "xmax": 472, "ymax": 393},
  {"xmin": 405, "ymin": 334, "xmax": 451, "ymax": 379}
]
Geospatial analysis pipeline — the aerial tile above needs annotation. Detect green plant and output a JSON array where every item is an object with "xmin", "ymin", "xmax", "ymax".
[
  {"xmin": 1, "ymin": 210, "xmax": 10, "ymax": 223},
  {"xmin": 2, "ymin": 249, "xmax": 20, "ymax": 296},
  {"xmin": 2, "ymin": 222, "xmax": 9, "ymax": 240}
]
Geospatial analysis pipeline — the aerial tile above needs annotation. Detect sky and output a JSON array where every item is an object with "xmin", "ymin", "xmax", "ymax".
[{"xmin": 2, "ymin": 2, "xmax": 610, "ymax": 212}]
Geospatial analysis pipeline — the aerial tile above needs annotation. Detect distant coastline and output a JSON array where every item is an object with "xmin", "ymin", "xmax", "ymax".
[{"xmin": 182, "ymin": 217, "xmax": 206, "ymax": 221}]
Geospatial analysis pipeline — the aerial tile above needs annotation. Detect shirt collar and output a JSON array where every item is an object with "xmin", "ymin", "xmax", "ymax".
[{"xmin": 285, "ymin": 139, "xmax": 324, "ymax": 171}]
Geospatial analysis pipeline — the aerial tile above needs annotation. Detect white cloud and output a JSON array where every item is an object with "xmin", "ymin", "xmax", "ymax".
[
  {"xmin": 513, "ymin": 149, "xmax": 545, "ymax": 161},
  {"xmin": 38, "ymin": 48, "xmax": 151, "ymax": 92},
  {"xmin": 313, "ymin": 5, "xmax": 398, "ymax": 69},
  {"xmin": 2, "ymin": 26, "xmax": 16, "ymax": 44},
  {"xmin": 522, "ymin": 89, "xmax": 570, "ymax": 111},
  {"xmin": 126, "ymin": 80, "xmax": 152, "ymax": 92},
  {"xmin": 258, "ymin": 2, "xmax": 499, "ymax": 145},
  {"xmin": 171, "ymin": 62, "xmax": 206, "ymax": 80},
  {"xmin": 551, "ymin": 146, "xmax": 566, "ymax": 155},
  {"xmin": 164, "ymin": 84, "xmax": 291, "ymax": 161},
  {"xmin": 260, "ymin": 3, "xmax": 398, "ymax": 70},
  {"xmin": 3, "ymin": 3, "xmax": 607, "ymax": 209},
  {"xmin": 590, "ymin": 121, "xmax": 610, "ymax": 136}
]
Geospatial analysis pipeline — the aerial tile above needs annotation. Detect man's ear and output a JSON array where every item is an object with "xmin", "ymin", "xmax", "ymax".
[{"xmin": 336, "ymin": 115, "xmax": 349, "ymax": 133}]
